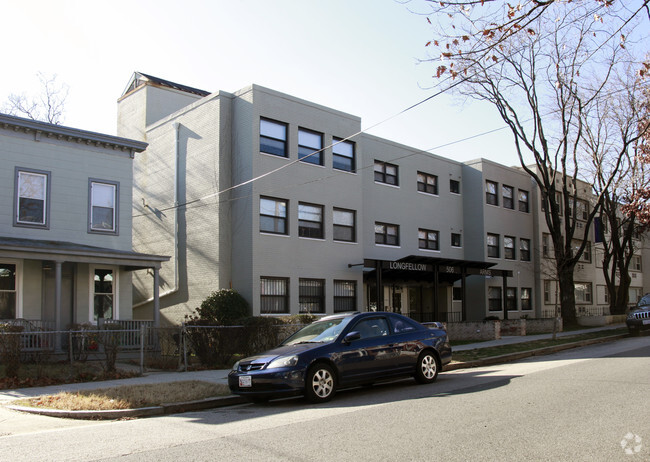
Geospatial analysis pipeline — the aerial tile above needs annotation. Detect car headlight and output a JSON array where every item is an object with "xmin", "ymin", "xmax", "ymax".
[
  {"xmin": 231, "ymin": 360, "xmax": 240, "ymax": 372},
  {"xmin": 267, "ymin": 355, "xmax": 299, "ymax": 369}
]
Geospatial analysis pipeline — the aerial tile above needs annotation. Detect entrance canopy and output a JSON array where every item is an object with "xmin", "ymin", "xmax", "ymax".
[{"xmin": 357, "ymin": 255, "xmax": 513, "ymax": 321}]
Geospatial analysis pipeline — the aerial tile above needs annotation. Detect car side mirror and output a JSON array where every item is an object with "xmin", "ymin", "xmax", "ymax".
[{"xmin": 343, "ymin": 331, "xmax": 361, "ymax": 344}]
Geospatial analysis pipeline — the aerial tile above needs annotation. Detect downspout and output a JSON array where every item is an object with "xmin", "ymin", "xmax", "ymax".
[{"xmin": 133, "ymin": 122, "xmax": 180, "ymax": 309}]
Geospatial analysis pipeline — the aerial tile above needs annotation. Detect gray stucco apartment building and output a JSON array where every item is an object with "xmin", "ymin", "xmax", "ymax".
[{"xmin": 117, "ymin": 72, "xmax": 647, "ymax": 325}]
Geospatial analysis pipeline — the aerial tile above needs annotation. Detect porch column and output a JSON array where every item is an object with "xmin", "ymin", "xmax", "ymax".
[
  {"xmin": 54, "ymin": 260, "xmax": 63, "ymax": 350},
  {"xmin": 153, "ymin": 266, "xmax": 161, "ymax": 327}
]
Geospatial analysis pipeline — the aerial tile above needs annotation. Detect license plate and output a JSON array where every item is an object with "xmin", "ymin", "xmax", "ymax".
[
  {"xmin": 643, "ymin": 319, "xmax": 650, "ymax": 325},
  {"xmin": 239, "ymin": 376, "xmax": 252, "ymax": 388}
]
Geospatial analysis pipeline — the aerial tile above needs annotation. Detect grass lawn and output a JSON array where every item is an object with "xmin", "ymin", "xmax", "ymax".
[
  {"xmin": 451, "ymin": 327, "xmax": 629, "ymax": 362},
  {"xmin": 15, "ymin": 380, "xmax": 231, "ymax": 411}
]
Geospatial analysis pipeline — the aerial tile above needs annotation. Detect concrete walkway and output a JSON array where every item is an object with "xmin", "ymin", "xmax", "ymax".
[
  {"xmin": 0, "ymin": 323, "xmax": 627, "ymax": 407},
  {"xmin": 453, "ymin": 323, "xmax": 626, "ymax": 351}
]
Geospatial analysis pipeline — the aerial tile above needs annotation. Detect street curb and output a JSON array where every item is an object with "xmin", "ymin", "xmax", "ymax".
[
  {"xmin": 6, "ymin": 394, "xmax": 248, "ymax": 420},
  {"xmin": 5, "ymin": 333, "xmax": 628, "ymax": 420},
  {"xmin": 444, "ymin": 333, "xmax": 628, "ymax": 371}
]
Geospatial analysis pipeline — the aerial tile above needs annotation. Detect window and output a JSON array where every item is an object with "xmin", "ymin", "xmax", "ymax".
[
  {"xmin": 632, "ymin": 256, "xmax": 642, "ymax": 272},
  {"xmin": 503, "ymin": 185, "xmax": 514, "ymax": 209},
  {"xmin": 504, "ymin": 236, "xmax": 516, "ymax": 260},
  {"xmin": 629, "ymin": 287, "xmax": 642, "ymax": 304},
  {"xmin": 574, "ymin": 282, "xmax": 592, "ymax": 304},
  {"xmin": 486, "ymin": 180, "xmax": 498, "ymax": 206},
  {"xmin": 542, "ymin": 192, "xmax": 563, "ymax": 215},
  {"xmin": 298, "ymin": 203, "xmax": 323, "ymax": 239},
  {"xmin": 299, "ymin": 279, "xmax": 325, "ymax": 314},
  {"xmin": 89, "ymin": 180, "xmax": 118, "ymax": 233},
  {"xmin": 353, "ymin": 317, "xmax": 389, "ymax": 339},
  {"xmin": 521, "ymin": 288, "xmax": 532, "ymax": 310},
  {"xmin": 93, "ymin": 268, "xmax": 115, "ymax": 320},
  {"xmin": 260, "ymin": 118, "xmax": 288, "ymax": 157},
  {"xmin": 260, "ymin": 277, "xmax": 289, "ymax": 314},
  {"xmin": 544, "ymin": 280, "xmax": 552, "ymax": 304},
  {"xmin": 332, "ymin": 138, "xmax": 355, "ymax": 172},
  {"xmin": 572, "ymin": 239, "xmax": 592, "ymax": 263},
  {"xmin": 334, "ymin": 280, "xmax": 356, "ymax": 312},
  {"xmin": 453, "ymin": 287, "xmax": 463, "ymax": 301},
  {"xmin": 375, "ymin": 222, "xmax": 399, "ymax": 246},
  {"xmin": 568, "ymin": 198, "xmax": 589, "ymax": 221},
  {"xmin": 542, "ymin": 233, "xmax": 552, "ymax": 258},
  {"xmin": 15, "ymin": 168, "xmax": 50, "ymax": 227},
  {"xmin": 518, "ymin": 190, "xmax": 529, "ymax": 212},
  {"xmin": 506, "ymin": 288, "xmax": 517, "ymax": 311},
  {"xmin": 418, "ymin": 229, "xmax": 439, "ymax": 251},
  {"xmin": 375, "ymin": 161, "xmax": 399, "ymax": 186},
  {"xmin": 520, "ymin": 238, "xmax": 531, "ymax": 261},
  {"xmin": 333, "ymin": 208, "xmax": 356, "ymax": 242},
  {"xmin": 260, "ymin": 197, "xmax": 288, "ymax": 235},
  {"xmin": 417, "ymin": 172, "xmax": 438, "ymax": 195},
  {"xmin": 450, "ymin": 179, "xmax": 460, "ymax": 194},
  {"xmin": 488, "ymin": 287, "xmax": 502, "ymax": 311},
  {"xmin": 487, "ymin": 233, "xmax": 500, "ymax": 258},
  {"xmin": 451, "ymin": 233, "xmax": 462, "ymax": 248},
  {"xmin": 0, "ymin": 263, "xmax": 17, "ymax": 319},
  {"xmin": 298, "ymin": 128, "xmax": 323, "ymax": 165}
]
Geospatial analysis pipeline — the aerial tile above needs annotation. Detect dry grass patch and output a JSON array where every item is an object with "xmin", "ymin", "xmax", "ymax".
[{"xmin": 18, "ymin": 380, "xmax": 230, "ymax": 411}]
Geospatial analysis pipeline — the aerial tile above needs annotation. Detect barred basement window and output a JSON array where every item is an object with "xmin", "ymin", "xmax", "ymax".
[
  {"xmin": 334, "ymin": 280, "xmax": 356, "ymax": 313},
  {"xmin": 299, "ymin": 279, "xmax": 325, "ymax": 313},
  {"xmin": 260, "ymin": 277, "xmax": 289, "ymax": 314}
]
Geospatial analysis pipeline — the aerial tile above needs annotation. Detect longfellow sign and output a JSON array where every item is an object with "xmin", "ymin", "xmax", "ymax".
[{"xmin": 383, "ymin": 261, "xmax": 432, "ymax": 272}]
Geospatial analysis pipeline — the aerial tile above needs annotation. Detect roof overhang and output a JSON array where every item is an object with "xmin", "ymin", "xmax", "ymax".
[{"xmin": 0, "ymin": 237, "xmax": 169, "ymax": 271}]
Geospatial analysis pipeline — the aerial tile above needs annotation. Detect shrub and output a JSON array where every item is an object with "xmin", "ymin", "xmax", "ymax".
[{"xmin": 191, "ymin": 289, "xmax": 250, "ymax": 326}]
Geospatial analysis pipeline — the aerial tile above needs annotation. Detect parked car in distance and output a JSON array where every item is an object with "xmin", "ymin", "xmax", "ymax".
[
  {"xmin": 228, "ymin": 311, "xmax": 452, "ymax": 403},
  {"xmin": 626, "ymin": 294, "xmax": 650, "ymax": 335}
]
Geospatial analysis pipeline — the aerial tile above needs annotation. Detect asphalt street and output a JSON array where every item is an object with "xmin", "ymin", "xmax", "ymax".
[{"xmin": 0, "ymin": 334, "xmax": 648, "ymax": 461}]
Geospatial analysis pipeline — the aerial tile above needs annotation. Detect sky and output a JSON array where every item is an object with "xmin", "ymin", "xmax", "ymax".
[{"xmin": 1, "ymin": 0, "xmax": 520, "ymax": 166}]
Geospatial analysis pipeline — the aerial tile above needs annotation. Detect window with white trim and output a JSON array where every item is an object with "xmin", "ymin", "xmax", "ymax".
[
  {"xmin": 89, "ymin": 180, "xmax": 118, "ymax": 233},
  {"xmin": 574, "ymin": 282, "xmax": 592, "ymax": 304},
  {"xmin": 0, "ymin": 263, "xmax": 17, "ymax": 319},
  {"xmin": 15, "ymin": 168, "xmax": 50, "ymax": 227},
  {"xmin": 92, "ymin": 267, "xmax": 116, "ymax": 320}
]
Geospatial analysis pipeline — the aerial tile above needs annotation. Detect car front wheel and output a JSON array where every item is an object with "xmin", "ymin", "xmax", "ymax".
[
  {"xmin": 415, "ymin": 351, "xmax": 439, "ymax": 384},
  {"xmin": 305, "ymin": 363, "xmax": 336, "ymax": 403}
]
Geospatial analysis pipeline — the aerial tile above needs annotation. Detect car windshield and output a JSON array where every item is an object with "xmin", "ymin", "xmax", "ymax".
[
  {"xmin": 637, "ymin": 294, "xmax": 650, "ymax": 308},
  {"xmin": 282, "ymin": 317, "xmax": 353, "ymax": 345}
]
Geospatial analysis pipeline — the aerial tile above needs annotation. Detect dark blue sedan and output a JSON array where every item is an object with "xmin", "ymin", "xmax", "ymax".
[{"xmin": 228, "ymin": 311, "xmax": 452, "ymax": 403}]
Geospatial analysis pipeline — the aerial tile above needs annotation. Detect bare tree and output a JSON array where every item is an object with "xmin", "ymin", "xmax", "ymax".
[
  {"xmin": 422, "ymin": 1, "xmax": 647, "ymax": 324},
  {"xmin": 584, "ymin": 68, "xmax": 650, "ymax": 313},
  {"xmin": 2, "ymin": 72, "xmax": 68, "ymax": 124}
]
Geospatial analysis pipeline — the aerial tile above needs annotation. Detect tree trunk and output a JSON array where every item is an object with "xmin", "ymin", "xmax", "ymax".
[{"xmin": 558, "ymin": 266, "xmax": 577, "ymax": 325}]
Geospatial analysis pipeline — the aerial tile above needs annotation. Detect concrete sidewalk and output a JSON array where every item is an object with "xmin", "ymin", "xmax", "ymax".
[
  {"xmin": 0, "ymin": 323, "xmax": 627, "ymax": 408},
  {"xmin": 453, "ymin": 323, "xmax": 626, "ymax": 351}
]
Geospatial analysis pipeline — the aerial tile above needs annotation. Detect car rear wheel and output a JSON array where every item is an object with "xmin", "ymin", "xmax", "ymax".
[
  {"xmin": 305, "ymin": 363, "xmax": 336, "ymax": 403},
  {"xmin": 415, "ymin": 351, "xmax": 439, "ymax": 384}
]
